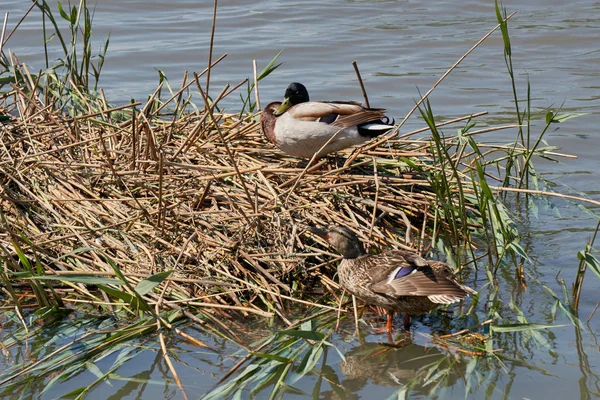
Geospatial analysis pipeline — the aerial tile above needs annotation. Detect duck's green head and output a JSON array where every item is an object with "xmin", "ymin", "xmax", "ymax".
[
  {"xmin": 309, "ymin": 225, "xmax": 365, "ymax": 259},
  {"xmin": 274, "ymin": 82, "xmax": 309, "ymax": 116}
]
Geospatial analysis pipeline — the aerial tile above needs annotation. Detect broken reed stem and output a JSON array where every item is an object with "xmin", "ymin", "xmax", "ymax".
[
  {"xmin": 461, "ymin": 124, "xmax": 521, "ymax": 137},
  {"xmin": 253, "ymin": 59, "xmax": 261, "ymax": 111},
  {"xmin": 155, "ymin": 282, "xmax": 190, "ymax": 400},
  {"xmin": 392, "ymin": 111, "xmax": 489, "ymax": 140},
  {"xmin": 352, "ymin": 295, "xmax": 360, "ymax": 336},
  {"xmin": 367, "ymin": 157, "xmax": 379, "ymax": 247},
  {"xmin": 335, "ymin": 289, "xmax": 347, "ymax": 332},
  {"xmin": 352, "ymin": 60, "xmax": 370, "ymax": 108},
  {"xmin": 1, "ymin": 12, "xmax": 8, "ymax": 56},
  {"xmin": 1, "ymin": 3, "xmax": 36, "ymax": 47},
  {"xmin": 206, "ymin": 0, "xmax": 218, "ymax": 97},
  {"xmin": 588, "ymin": 302, "xmax": 600, "ymax": 323},
  {"xmin": 174, "ymin": 327, "xmax": 217, "ymax": 351},
  {"xmin": 158, "ymin": 150, "xmax": 165, "ymax": 232}
]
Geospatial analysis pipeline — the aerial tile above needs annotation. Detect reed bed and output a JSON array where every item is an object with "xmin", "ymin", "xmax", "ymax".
[
  {"xmin": 1, "ymin": 72, "xmax": 502, "ymax": 394},
  {"xmin": 0, "ymin": 7, "xmax": 579, "ymax": 324},
  {"xmin": 0, "ymin": 62, "xmax": 476, "ymax": 314}
]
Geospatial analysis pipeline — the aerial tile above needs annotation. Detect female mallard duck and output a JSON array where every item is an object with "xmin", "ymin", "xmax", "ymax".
[
  {"xmin": 309, "ymin": 225, "xmax": 476, "ymax": 332},
  {"xmin": 260, "ymin": 82, "xmax": 395, "ymax": 159}
]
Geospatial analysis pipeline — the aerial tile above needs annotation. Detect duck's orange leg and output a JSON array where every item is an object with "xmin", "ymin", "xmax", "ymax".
[{"xmin": 386, "ymin": 312, "xmax": 394, "ymax": 332}]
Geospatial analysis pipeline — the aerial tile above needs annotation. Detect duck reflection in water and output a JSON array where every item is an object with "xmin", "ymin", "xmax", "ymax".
[{"xmin": 321, "ymin": 339, "xmax": 465, "ymax": 399}]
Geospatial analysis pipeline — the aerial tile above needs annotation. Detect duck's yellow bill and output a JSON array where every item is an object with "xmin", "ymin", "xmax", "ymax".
[{"xmin": 273, "ymin": 98, "xmax": 293, "ymax": 116}]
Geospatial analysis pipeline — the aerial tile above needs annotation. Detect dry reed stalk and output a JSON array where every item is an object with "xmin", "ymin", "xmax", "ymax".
[
  {"xmin": 1, "ymin": 13, "xmax": 9, "ymax": 55},
  {"xmin": 352, "ymin": 60, "xmax": 370, "ymax": 108},
  {"xmin": 1, "ymin": 3, "xmax": 35, "ymax": 47},
  {"xmin": 206, "ymin": 0, "xmax": 218, "ymax": 97},
  {"xmin": 156, "ymin": 282, "xmax": 190, "ymax": 400},
  {"xmin": 253, "ymin": 59, "xmax": 261, "ymax": 111},
  {"xmin": 437, "ymin": 319, "xmax": 493, "ymax": 339},
  {"xmin": 174, "ymin": 326, "xmax": 217, "ymax": 351},
  {"xmin": 588, "ymin": 302, "xmax": 600, "ymax": 323},
  {"xmin": 461, "ymin": 124, "xmax": 522, "ymax": 137}
]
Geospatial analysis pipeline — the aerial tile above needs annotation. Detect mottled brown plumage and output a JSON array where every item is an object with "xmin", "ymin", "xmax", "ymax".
[{"xmin": 309, "ymin": 225, "xmax": 476, "ymax": 332}]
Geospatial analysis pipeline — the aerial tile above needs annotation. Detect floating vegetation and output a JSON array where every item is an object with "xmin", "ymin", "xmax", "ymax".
[{"xmin": 0, "ymin": 1, "xmax": 597, "ymax": 398}]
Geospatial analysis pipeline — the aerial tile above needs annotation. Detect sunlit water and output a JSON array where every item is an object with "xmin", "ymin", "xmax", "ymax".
[{"xmin": 2, "ymin": 0, "xmax": 600, "ymax": 398}]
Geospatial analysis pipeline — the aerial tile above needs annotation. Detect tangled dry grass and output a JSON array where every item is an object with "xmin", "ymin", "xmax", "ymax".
[
  {"xmin": 0, "ymin": 6, "xmax": 534, "ymax": 321},
  {"xmin": 0, "ymin": 63, "xmax": 491, "ymax": 315}
]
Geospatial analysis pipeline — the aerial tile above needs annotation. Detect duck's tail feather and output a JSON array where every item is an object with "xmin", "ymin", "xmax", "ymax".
[
  {"xmin": 381, "ymin": 116, "xmax": 395, "ymax": 125},
  {"xmin": 357, "ymin": 117, "xmax": 396, "ymax": 138}
]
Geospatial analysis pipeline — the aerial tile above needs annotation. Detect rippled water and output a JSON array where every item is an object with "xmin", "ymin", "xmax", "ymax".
[{"xmin": 3, "ymin": 0, "xmax": 600, "ymax": 398}]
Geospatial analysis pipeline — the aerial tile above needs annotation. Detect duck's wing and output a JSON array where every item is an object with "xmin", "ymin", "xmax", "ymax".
[
  {"xmin": 320, "ymin": 100, "xmax": 364, "ymax": 106},
  {"xmin": 287, "ymin": 102, "xmax": 388, "ymax": 129},
  {"xmin": 367, "ymin": 250, "xmax": 471, "ymax": 302},
  {"xmin": 428, "ymin": 261, "xmax": 477, "ymax": 296},
  {"xmin": 330, "ymin": 109, "xmax": 389, "ymax": 129}
]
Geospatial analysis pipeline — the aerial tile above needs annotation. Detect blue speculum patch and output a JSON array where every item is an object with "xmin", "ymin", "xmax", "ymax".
[
  {"xmin": 319, "ymin": 114, "xmax": 338, "ymax": 124},
  {"xmin": 394, "ymin": 266, "xmax": 414, "ymax": 280}
]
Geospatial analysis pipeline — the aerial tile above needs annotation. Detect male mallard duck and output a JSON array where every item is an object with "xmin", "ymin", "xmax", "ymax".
[
  {"xmin": 309, "ymin": 225, "xmax": 476, "ymax": 332},
  {"xmin": 260, "ymin": 82, "xmax": 395, "ymax": 159}
]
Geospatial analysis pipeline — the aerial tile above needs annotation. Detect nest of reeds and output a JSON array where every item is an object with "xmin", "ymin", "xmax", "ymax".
[{"xmin": 0, "ymin": 67, "xmax": 497, "ymax": 314}]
